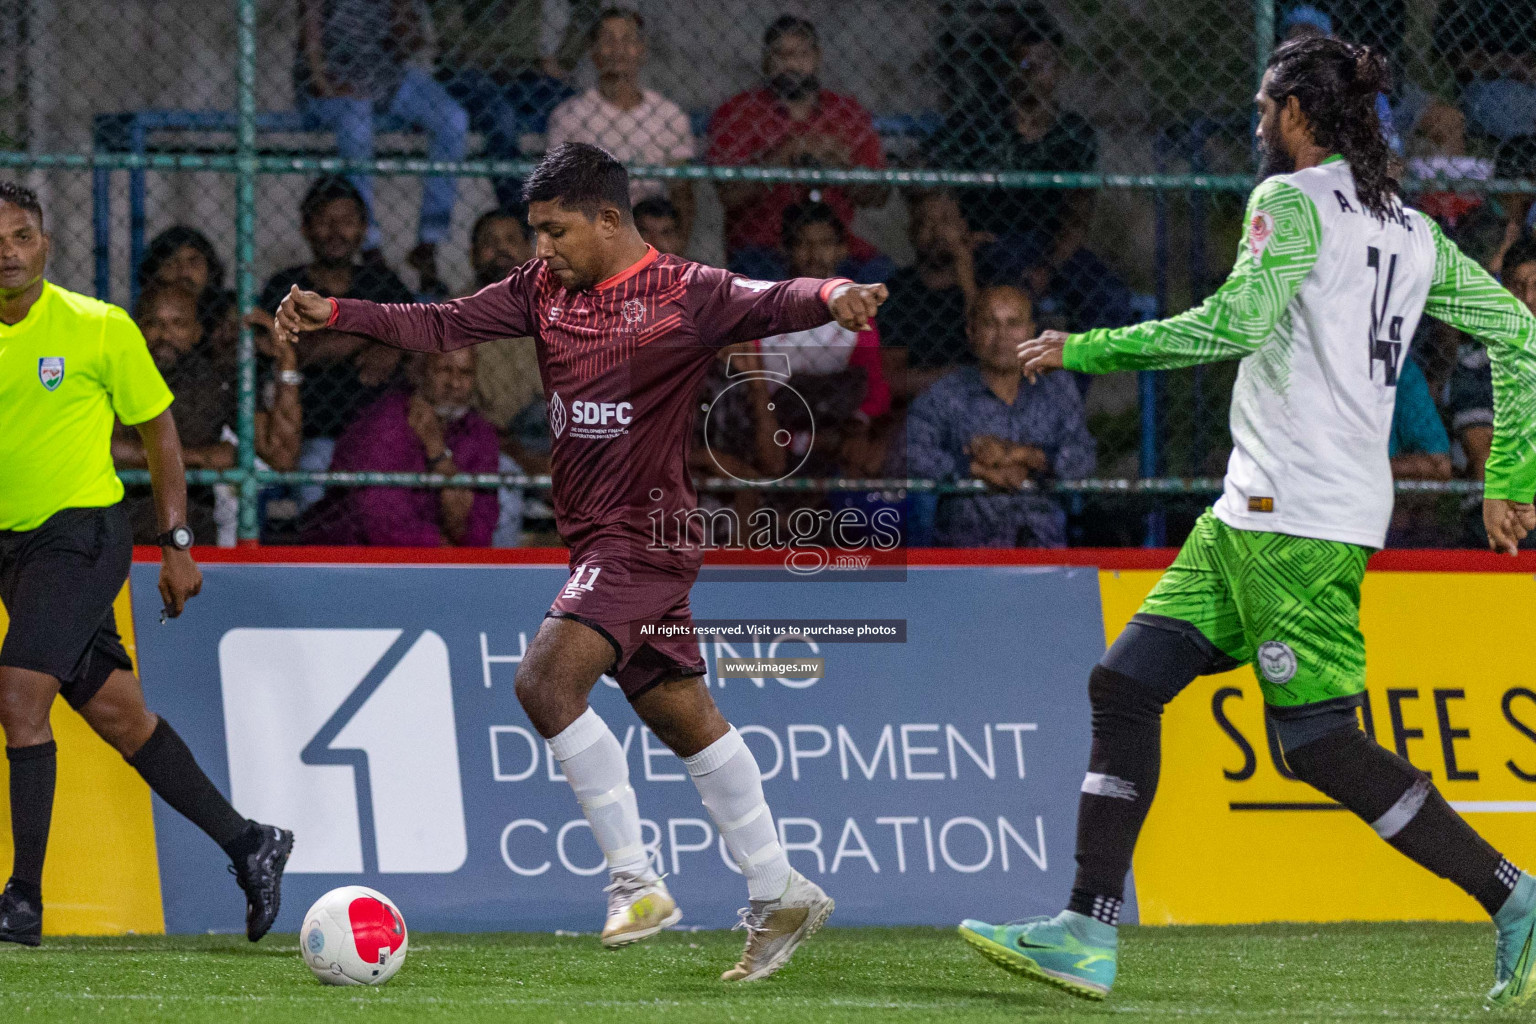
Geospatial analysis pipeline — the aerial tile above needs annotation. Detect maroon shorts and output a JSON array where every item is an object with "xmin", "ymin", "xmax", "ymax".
[{"xmin": 547, "ymin": 542, "xmax": 706, "ymax": 700}]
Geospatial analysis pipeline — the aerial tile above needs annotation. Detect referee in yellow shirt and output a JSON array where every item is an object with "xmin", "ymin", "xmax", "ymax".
[{"xmin": 0, "ymin": 183, "xmax": 291, "ymax": 946}]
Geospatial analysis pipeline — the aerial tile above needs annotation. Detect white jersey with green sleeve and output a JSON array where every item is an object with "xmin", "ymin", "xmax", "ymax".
[{"xmin": 1062, "ymin": 156, "xmax": 1536, "ymax": 548}]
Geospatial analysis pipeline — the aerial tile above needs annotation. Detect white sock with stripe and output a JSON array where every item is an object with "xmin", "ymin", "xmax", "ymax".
[
  {"xmin": 684, "ymin": 726, "xmax": 792, "ymax": 901},
  {"xmin": 548, "ymin": 707, "xmax": 652, "ymax": 880}
]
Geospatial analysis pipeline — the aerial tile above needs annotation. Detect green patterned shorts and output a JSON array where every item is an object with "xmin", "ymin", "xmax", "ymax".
[{"xmin": 1138, "ymin": 510, "xmax": 1370, "ymax": 709}]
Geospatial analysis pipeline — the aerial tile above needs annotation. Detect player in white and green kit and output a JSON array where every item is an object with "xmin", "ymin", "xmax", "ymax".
[{"xmin": 959, "ymin": 37, "xmax": 1536, "ymax": 1007}]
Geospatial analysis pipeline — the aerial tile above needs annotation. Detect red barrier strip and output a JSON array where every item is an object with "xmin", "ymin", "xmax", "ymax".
[{"xmin": 130, "ymin": 546, "xmax": 1536, "ymax": 572}]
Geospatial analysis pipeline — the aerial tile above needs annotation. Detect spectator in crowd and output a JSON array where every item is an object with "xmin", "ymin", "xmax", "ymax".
[
  {"xmin": 926, "ymin": 6, "xmax": 1131, "ymax": 330},
  {"xmin": 1407, "ymin": 101, "xmax": 1494, "ymax": 229},
  {"xmin": 116, "ymin": 283, "xmax": 302, "ymax": 544},
  {"xmin": 313, "ymin": 348, "xmax": 500, "ymax": 546},
  {"xmin": 707, "ymin": 15, "xmax": 889, "ymax": 281},
  {"xmin": 257, "ymin": 176, "xmax": 414, "ymax": 474},
  {"xmin": 753, "ymin": 203, "xmax": 891, "ymax": 476},
  {"xmin": 465, "ymin": 208, "xmax": 548, "ymax": 477},
  {"xmin": 879, "ymin": 190, "xmax": 981, "ymax": 401},
  {"xmin": 633, "ymin": 196, "xmax": 688, "ymax": 256},
  {"xmin": 758, "ymin": 201, "xmax": 897, "ymax": 457},
  {"xmin": 429, "ymin": 0, "xmax": 600, "ymax": 211},
  {"xmin": 138, "ymin": 226, "xmax": 238, "ymax": 354},
  {"xmin": 545, "ymin": 9, "xmax": 696, "ymax": 243},
  {"xmin": 295, "ymin": 0, "xmax": 469, "ymax": 294},
  {"xmin": 907, "ymin": 285, "xmax": 1095, "ymax": 547},
  {"xmin": 1436, "ymin": 0, "xmax": 1536, "ymax": 144},
  {"xmin": 1385, "ymin": 354, "xmax": 1454, "ymax": 547}
]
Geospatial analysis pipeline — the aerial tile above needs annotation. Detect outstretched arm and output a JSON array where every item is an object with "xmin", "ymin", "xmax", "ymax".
[
  {"xmin": 273, "ymin": 266, "xmax": 538, "ymax": 353},
  {"xmin": 1020, "ymin": 179, "xmax": 1322, "ymax": 377},
  {"xmin": 685, "ymin": 265, "xmax": 888, "ymax": 349},
  {"xmin": 1422, "ymin": 218, "xmax": 1536, "ymax": 552}
]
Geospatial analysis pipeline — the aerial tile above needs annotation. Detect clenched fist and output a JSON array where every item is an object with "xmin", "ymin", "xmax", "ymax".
[
  {"xmin": 272, "ymin": 284, "xmax": 335, "ymax": 346},
  {"xmin": 827, "ymin": 282, "xmax": 888, "ymax": 333}
]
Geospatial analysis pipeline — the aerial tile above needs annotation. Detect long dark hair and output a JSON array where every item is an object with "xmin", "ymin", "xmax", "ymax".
[{"xmin": 1264, "ymin": 36, "xmax": 1398, "ymax": 222}]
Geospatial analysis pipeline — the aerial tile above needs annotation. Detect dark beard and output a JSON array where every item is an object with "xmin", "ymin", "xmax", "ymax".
[
  {"xmin": 917, "ymin": 248, "xmax": 955, "ymax": 273},
  {"xmin": 475, "ymin": 257, "xmax": 519, "ymax": 288},
  {"xmin": 769, "ymin": 72, "xmax": 818, "ymax": 102},
  {"xmin": 1257, "ymin": 136, "xmax": 1294, "ymax": 180}
]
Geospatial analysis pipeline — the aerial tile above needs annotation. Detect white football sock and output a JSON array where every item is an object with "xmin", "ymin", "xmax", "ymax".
[
  {"xmin": 684, "ymin": 726, "xmax": 792, "ymax": 901},
  {"xmin": 548, "ymin": 707, "xmax": 652, "ymax": 880}
]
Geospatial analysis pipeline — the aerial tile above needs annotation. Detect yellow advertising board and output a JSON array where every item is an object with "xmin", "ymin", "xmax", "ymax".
[
  {"xmin": 0, "ymin": 586, "xmax": 164, "ymax": 934},
  {"xmin": 1103, "ymin": 568, "xmax": 1536, "ymax": 924}
]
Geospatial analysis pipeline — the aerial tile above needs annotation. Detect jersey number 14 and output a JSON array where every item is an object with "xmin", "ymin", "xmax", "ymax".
[{"xmin": 1366, "ymin": 246, "xmax": 1404, "ymax": 387}]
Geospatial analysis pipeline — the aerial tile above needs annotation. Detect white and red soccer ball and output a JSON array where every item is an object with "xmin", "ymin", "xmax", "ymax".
[{"xmin": 301, "ymin": 886, "xmax": 408, "ymax": 986}]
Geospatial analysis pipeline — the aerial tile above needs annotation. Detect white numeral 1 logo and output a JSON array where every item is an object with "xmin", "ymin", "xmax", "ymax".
[
  {"xmin": 219, "ymin": 628, "xmax": 468, "ymax": 874},
  {"xmin": 561, "ymin": 563, "xmax": 602, "ymax": 601}
]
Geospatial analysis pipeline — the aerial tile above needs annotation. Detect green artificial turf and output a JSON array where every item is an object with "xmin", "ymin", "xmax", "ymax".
[{"xmin": 0, "ymin": 922, "xmax": 1505, "ymax": 1023}]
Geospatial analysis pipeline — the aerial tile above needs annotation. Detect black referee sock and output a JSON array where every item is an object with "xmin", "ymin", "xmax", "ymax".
[
  {"xmin": 7, "ymin": 741, "xmax": 57, "ymax": 895},
  {"xmin": 127, "ymin": 718, "xmax": 251, "ymax": 854}
]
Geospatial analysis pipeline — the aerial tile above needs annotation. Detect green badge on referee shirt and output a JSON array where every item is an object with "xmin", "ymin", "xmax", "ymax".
[{"xmin": 38, "ymin": 357, "xmax": 63, "ymax": 391}]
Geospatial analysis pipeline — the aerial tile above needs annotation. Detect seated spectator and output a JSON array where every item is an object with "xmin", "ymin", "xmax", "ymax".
[
  {"xmin": 926, "ymin": 6, "xmax": 1131, "ymax": 330},
  {"xmin": 879, "ymin": 190, "xmax": 980, "ymax": 400},
  {"xmin": 545, "ymin": 9, "xmax": 696, "ymax": 242},
  {"xmin": 1386, "ymin": 354, "xmax": 1454, "ymax": 548},
  {"xmin": 138, "ymin": 226, "xmax": 237, "ymax": 354},
  {"xmin": 707, "ymin": 15, "xmax": 889, "ymax": 281},
  {"xmin": 116, "ymin": 283, "xmax": 301, "ymax": 544},
  {"xmin": 754, "ymin": 203, "xmax": 891, "ymax": 475},
  {"xmin": 295, "ymin": 0, "xmax": 469, "ymax": 293},
  {"xmin": 258, "ymin": 176, "xmax": 415, "ymax": 469},
  {"xmin": 907, "ymin": 285, "xmax": 1095, "ymax": 547},
  {"xmin": 1407, "ymin": 101, "xmax": 1494, "ymax": 229},
  {"xmin": 1436, "ymin": 0, "xmax": 1536, "ymax": 144},
  {"xmin": 464, "ymin": 208, "xmax": 548, "ymax": 476},
  {"xmin": 429, "ymin": 0, "xmax": 598, "ymax": 211},
  {"xmin": 633, "ymin": 196, "xmax": 688, "ymax": 257},
  {"xmin": 311, "ymin": 348, "xmax": 500, "ymax": 546}
]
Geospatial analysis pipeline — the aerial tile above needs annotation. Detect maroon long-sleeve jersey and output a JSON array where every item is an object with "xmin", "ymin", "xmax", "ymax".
[{"xmin": 331, "ymin": 247, "xmax": 845, "ymax": 564}]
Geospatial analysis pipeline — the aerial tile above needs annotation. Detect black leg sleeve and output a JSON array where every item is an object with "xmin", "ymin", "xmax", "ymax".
[
  {"xmin": 1066, "ymin": 619, "xmax": 1221, "ymax": 924},
  {"xmin": 1285, "ymin": 724, "xmax": 1518, "ymax": 917}
]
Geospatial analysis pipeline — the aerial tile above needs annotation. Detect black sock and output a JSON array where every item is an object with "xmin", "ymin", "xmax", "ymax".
[
  {"xmin": 1285, "ymin": 725, "xmax": 1518, "ymax": 917},
  {"xmin": 127, "ymin": 718, "xmax": 251, "ymax": 853},
  {"xmin": 1068, "ymin": 666, "xmax": 1166, "ymax": 921},
  {"xmin": 7, "ymin": 741, "xmax": 56, "ymax": 895}
]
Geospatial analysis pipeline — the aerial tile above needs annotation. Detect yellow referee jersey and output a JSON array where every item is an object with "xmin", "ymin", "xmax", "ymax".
[{"xmin": 0, "ymin": 281, "xmax": 173, "ymax": 531}]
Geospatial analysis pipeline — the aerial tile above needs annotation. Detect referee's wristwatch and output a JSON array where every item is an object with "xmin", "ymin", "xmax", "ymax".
[
  {"xmin": 429, "ymin": 449, "xmax": 454, "ymax": 471},
  {"xmin": 157, "ymin": 525, "xmax": 194, "ymax": 551}
]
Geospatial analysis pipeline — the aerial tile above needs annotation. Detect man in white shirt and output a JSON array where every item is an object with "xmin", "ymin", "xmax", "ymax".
[{"xmin": 545, "ymin": 9, "xmax": 695, "ymax": 241}]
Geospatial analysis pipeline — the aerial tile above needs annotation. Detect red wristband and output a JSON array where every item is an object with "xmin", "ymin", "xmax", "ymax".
[
  {"xmin": 324, "ymin": 296, "xmax": 340, "ymax": 327},
  {"xmin": 819, "ymin": 278, "xmax": 855, "ymax": 304}
]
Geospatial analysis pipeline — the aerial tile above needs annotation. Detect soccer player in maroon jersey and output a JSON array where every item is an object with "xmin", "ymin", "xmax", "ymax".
[{"xmin": 275, "ymin": 143, "xmax": 887, "ymax": 981}]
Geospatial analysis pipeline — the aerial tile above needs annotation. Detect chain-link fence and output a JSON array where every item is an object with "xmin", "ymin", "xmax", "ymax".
[{"xmin": 13, "ymin": 0, "xmax": 1534, "ymax": 550}]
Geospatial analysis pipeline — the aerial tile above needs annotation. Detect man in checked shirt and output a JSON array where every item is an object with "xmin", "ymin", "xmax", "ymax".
[{"xmin": 274, "ymin": 142, "xmax": 887, "ymax": 981}]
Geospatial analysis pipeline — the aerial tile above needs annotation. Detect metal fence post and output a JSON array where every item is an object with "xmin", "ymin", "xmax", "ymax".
[
  {"xmin": 234, "ymin": 0, "xmax": 259, "ymax": 543},
  {"xmin": 1256, "ymin": 0, "xmax": 1274, "ymax": 88}
]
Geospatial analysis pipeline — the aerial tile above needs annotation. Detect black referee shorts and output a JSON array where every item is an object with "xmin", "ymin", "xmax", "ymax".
[{"xmin": 0, "ymin": 504, "xmax": 135, "ymax": 709}]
